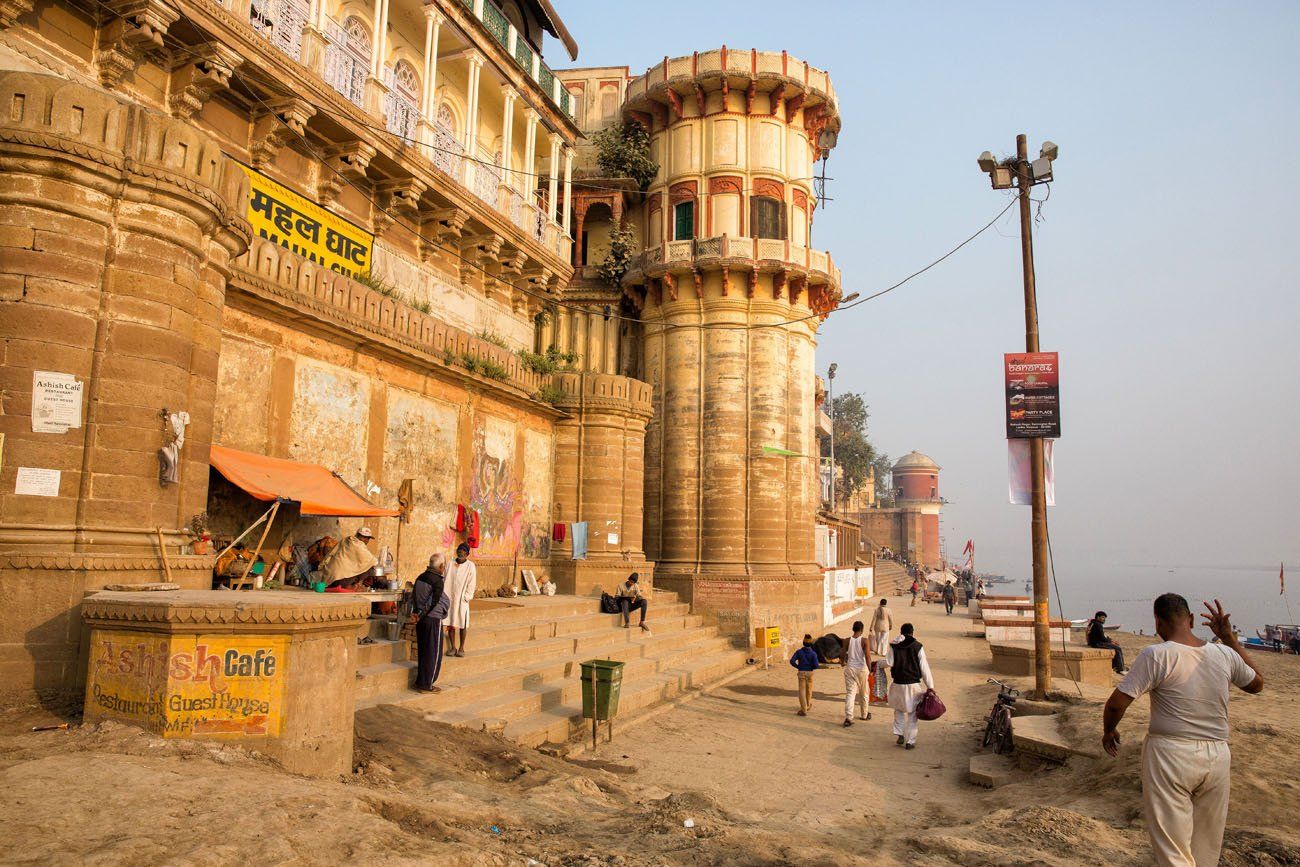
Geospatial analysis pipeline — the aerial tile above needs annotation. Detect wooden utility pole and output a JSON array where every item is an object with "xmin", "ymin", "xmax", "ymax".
[{"xmin": 1013, "ymin": 133, "xmax": 1052, "ymax": 696}]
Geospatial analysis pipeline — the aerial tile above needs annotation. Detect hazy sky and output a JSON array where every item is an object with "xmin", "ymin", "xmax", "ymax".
[{"xmin": 551, "ymin": 2, "xmax": 1300, "ymax": 577}]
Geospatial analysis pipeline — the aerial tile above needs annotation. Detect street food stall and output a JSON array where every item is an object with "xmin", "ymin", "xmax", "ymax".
[{"xmin": 207, "ymin": 446, "xmax": 403, "ymax": 610}]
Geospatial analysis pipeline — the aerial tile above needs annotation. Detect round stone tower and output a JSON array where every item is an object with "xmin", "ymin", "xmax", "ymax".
[
  {"xmin": 620, "ymin": 48, "xmax": 843, "ymax": 638},
  {"xmin": 892, "ymin": 451, "xmax": 943, "ymax": 569},
  {"xmin": 893, "ymin": 450, "xmax": 940, "ymax": 503}
]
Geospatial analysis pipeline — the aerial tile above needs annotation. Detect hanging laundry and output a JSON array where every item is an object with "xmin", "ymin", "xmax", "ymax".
[
  {"xmin": 571, "ymin": 522, "xmax": 588, "ymax": 560},
  {"xmin": 452, "ymin": 504, "xmax": 467, "ymax": 532},
  {"xmin": 467, "ymin": 508, "xmax": 481, "ymax": 549},
  {"xmin": 552, "ymin": 522, "xmax": 567, "ymax": 543}
]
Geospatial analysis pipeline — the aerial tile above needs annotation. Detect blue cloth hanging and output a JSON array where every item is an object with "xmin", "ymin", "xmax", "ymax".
[{"xmin": 571, "ymin": 522, "xmax": 588, "ymax": 560}]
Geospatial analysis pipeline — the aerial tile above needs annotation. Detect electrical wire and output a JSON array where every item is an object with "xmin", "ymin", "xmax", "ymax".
[{"xmin": 68, "ymin": 1, "xmax": 1025, "ymax": 334}]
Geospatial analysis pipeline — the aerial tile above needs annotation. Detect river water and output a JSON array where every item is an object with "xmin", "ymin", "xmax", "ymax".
[{"xmin": 987, "ymin": 563, "xmax": 1294, "ymax": 638}]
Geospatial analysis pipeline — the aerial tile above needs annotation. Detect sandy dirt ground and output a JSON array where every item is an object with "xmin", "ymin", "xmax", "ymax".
[{"xmin": 1, "ymin": 598, "xmax": 1298, "ymax": 865}]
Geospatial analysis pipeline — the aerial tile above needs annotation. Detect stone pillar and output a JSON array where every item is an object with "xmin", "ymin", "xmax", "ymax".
[
  {"xmin": 548, "ymin": 373, "xmax": 653, "ymax": 595},
  {"xmin": 0, "ymin": 71, "xmax": 250, "ymax": 699},
  {"xmin": 562, "ymin": 146, "xmax": 573, "ymax": 235},
  {"xmin": 499, "ymin": 85, "xmax": 515, "ymax": 187},
  {"xmin": 522, "ymin": 107, "xmax": 537, "ymax": 198},
  {"xmin": 82, "ymin": 591, "xmax": 368, "ymax": 777},
  {"xmin": 546, "ymin": 133, "xmax": 560, "ymax": 224},
  {"xmin": 363, "ymin": 0, "xmax": 391, "ymax": 117},
  {"xmin": 464, "ymin": 53, "xmax": 483, "ymax": 188},
  {"xmin": 416, "ymin": 7, "xmax": 443, "ymax": 146}
]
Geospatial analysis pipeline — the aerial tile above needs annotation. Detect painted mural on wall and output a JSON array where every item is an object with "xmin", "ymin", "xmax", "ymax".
[
  {"xmin": 521, "ymin": 428, "xmax": 553, "ymax": 559},
  {"xmin": 470, "ymin": 415, "xmax": 522, "ymax": 558},
  {"xmin": 85, "ymin": 630, "xmax": 287, "ymax": 738}
]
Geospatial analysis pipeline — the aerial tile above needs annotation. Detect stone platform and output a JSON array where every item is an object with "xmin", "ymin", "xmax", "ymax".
[
  {"xmin": 988, "ymin": 640, "xmax": 1116, "ymax": 686},
  {"xmin": 82, "ymin": 590, "xmax": 368, "ymax": 777},
  {"xmin": 355, "ymin": 592, "xmax": 749, "ymax": 748}
]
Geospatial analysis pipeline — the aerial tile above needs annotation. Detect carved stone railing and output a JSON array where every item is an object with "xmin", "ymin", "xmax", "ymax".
[
  {"xmin": 233, "ymin": 235, "xmax": 548, "ymax": 398},
  {"xmin": 632, "ymin": 236, "xmax": 840, "ymax": 289},
  {"xmin": 625, "ymin": 48, "xmax": 836, "ymax": 108}
]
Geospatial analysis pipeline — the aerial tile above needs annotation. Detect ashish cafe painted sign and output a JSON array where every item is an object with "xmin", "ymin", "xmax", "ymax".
[{"xmin": 86, "ymin": 631, "xmax": 288, "ymax": 738}]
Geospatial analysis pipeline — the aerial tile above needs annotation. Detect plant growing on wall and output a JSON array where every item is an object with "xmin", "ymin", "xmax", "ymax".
[
  {"xmin": 476, "ymin": 328, "xmax": 510, "ymax": 348},
  {"xmin": 592, "ymin": 123, "xmax": 658, "ymax": 190},
  {"xmin": 597, "ymin": 223, "xmax": 637, "ymax": 288},
  {"xmin": 517, "ymin": 347, "xmax": 580, "ymax": 375},
  {"xmin": 534, "ymin": 384, "xmax": 565, "ymax": 405},
  {"xmin": 355, "ymin": 269, "xmax": 401, "ymax": 300}
]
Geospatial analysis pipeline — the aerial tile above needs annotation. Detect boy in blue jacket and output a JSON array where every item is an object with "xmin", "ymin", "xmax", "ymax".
[{"xmin": 790, "ymin": 634, "xmax": 820, "ymax": 716}]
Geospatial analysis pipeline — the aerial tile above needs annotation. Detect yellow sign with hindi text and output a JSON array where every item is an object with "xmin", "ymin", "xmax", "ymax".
[{"xmin": 237, "ymin": 161, "xmax": 374, "ymax": 279}]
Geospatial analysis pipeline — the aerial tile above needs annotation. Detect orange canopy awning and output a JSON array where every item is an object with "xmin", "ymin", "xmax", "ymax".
[{"xmin": 209, "ymin": 445, "xmax": 400, "ymax": 518}]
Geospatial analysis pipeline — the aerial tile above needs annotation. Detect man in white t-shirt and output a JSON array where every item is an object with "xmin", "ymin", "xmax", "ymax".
[{"xmin": 1102, "ymin": 593, "xmax": 1264, "ymax": 867}]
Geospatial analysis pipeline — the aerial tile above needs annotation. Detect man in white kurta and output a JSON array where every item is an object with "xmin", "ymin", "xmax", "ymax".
[
  {"xmin": 1103, "ymin": 594, "xmax": 1263, "ymax": 867},
  {"xmin": 885, "ymin": 624, "xmax": 934, "ymax": 749},
  {"xmin": 444, "ymin": 542, "xmax": 477, "ymax": 657}
]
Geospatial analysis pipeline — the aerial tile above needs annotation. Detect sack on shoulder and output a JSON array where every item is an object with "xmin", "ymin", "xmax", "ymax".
[
  {"xmin": 600, "ymin": 592, "xmax": 621, "ymax": 614},
  {"xmin": 916, "ymin": 688, "xmax": 946, "ymax": 721}
]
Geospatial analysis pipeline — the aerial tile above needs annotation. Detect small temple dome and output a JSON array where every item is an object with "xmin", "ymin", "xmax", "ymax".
[{"xmin": 893, "ymin": 450, "xmax": 939, "ymax": 472}]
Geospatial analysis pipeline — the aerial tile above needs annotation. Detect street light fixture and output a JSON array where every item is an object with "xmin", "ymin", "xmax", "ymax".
[{"xmin": 978, "ymin": 134, "xmax": 1060, "ymax": 697}]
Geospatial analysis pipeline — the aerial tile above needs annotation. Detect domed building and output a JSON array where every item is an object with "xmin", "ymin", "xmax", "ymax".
[{"xmin": 857, "ymin": 450, "xmax": 945, "ymax": 569}]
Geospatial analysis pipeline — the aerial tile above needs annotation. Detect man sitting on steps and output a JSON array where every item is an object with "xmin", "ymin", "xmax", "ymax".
[{"xmin": 617, "ymin": 573, "xmax": 650, "ymax": 632}]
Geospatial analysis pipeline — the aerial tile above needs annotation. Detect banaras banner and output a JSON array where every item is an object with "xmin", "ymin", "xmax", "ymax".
[
  {"xmin": 86, "ymin": 631, "xmax": 288, "ymax": 738},
  {"xmin": 236, "ymin": 161, "xmax": 373, "ymax": 278},
  {"xmin": 1004, "ymin": 351, "xmax": 1061, "ymax": 438}
]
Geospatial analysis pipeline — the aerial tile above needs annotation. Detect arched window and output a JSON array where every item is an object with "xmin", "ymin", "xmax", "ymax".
[
  {"xmin": 430, "ymin": 102, "xmax": 465, "ymax": 179},
  {"xmin": 385, "ymin": 59, "xmax": 421, "ymax": 140},
  {"xmin": 323, "ymin": 16, "xmax": 370, "ymax": 107},
  {"xmin": 393, "ymin": 60, "xmax": 419, "ymax": 100},
  {"xmin": 750, "ymin": 195, "xmax": 786, "ymax": 240}
]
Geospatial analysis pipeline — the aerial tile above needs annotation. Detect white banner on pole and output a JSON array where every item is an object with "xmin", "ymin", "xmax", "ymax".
[{"xmin": 1008, "ymin": 439, "xmax": 1055, "ymax": 506}]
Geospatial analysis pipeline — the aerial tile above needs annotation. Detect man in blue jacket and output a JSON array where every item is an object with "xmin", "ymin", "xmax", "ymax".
[{"xmin": 790, "ymin": 634, "xmax": 820, "ymax": 716}]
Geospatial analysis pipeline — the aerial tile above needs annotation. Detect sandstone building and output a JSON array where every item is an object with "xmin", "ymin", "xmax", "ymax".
[{"xmin": 0, "ymin": 0, "xmax": 844, "ymax": 700}]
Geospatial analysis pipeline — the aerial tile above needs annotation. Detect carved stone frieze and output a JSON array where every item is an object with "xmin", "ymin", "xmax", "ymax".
[
  {"xmin": 96, "ymin": 0, "xmax": 179, "ymax": 89},
  {"xmin": 316, "ymin": 141, "xmax": 375, "ymax": 203},
  {"xmin": 167, "ymin": 44, "xmax": 241, "ymax": 120},
  {"xmin": 250, "ymin": 98, "xmax": 315, "ymax": 169},
  {"xmin": 0, "ymin": 0, "xmax": 34, "ymax": 29}
]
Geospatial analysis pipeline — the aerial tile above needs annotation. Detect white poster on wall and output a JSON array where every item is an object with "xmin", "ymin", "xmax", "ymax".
[
  {"xmin": 31, "ymin": 371, "xmax": 83, "ymax": 434},
  {"xmin": 15, "ymin": 466, "xmax": 61, "ymax": 497}
]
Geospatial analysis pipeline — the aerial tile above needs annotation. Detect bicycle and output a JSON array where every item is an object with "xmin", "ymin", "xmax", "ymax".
[{"xmin": 983, "ymin": 678, "xmax": 1019, "ymax": 754}]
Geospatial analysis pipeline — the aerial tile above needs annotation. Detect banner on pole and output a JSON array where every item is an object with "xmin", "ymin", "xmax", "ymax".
[
  {"xmin": 1008, "ymin": 439, "xmax": 1055, "ymax": 506},
  {"xmin": 1004, "ymin": 352, "xmax": 1061, "ymax": 439}
]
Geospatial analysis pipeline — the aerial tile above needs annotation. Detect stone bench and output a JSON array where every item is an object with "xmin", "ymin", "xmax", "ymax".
[
  {"xmin": 988, "ymin": 640, "xmax": 1116, "ymax": 686},
  {"xmin": 983, "ymin": 618, "xmax": 1072, "ymax": 643}
]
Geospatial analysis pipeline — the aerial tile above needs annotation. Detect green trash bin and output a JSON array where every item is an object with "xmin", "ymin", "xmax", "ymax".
[{"xmin": 580, "ymin": 659, "xmax": 624, "ymax": 721}]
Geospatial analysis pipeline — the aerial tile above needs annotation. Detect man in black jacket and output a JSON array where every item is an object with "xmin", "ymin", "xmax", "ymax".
[
  {"xmin": 1087, "ymin": 611, "xmax": 1125, "ymax": 674},
  {"xmin": 411, "ymin": 553, "xmax": 448, "ymax": 693}
]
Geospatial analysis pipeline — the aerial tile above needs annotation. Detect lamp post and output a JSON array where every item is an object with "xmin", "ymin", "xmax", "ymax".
[
  {"xmin": 827, "ymin": 362, "xmax": 837, "ymax": 513},
  {"xmin": 978, "ymin": 134, "xmax": 1058, "ymax": 698}
]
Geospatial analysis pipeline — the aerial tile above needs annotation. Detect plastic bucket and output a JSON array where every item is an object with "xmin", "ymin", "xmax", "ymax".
[{"xmin": 580, "ymin": 659, "xmax": 625, "ymax": 721}]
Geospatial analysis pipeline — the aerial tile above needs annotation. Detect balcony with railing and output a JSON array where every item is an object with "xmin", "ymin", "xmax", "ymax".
[
  {"xmin": 462, "ymin": 0, "xmax": 576, "ymax": 120},
  {"xmin": 236, "ymin": 0, "xmax": 575, "ymax": 263},
  {"xmin": 631, "ymin": 235, "xmax": 841, "ymax": 289}
]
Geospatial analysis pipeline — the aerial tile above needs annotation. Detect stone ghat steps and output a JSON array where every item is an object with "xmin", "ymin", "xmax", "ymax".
[
  {"xmin": 873, "ymin": 561, "xmax": 910, "ymax": 596},
  {"xmin": 354, "ymin": 591, "xmax": 750, "ymax": 747},
  {"xmin": 355, "ymin": 613, "xmax": 721, "ymax": 705},
  {"xmin": 372, "ymin": 632, "xmax": 742, "ymax": 727}
]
